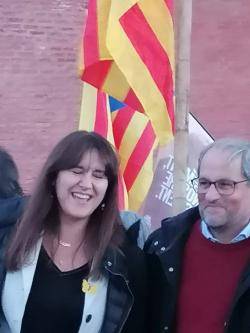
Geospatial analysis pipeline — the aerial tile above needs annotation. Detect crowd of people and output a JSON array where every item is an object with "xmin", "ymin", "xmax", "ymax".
[{"xmin": 0, "ymin": 131, "xmax": 249, "ymax": 333}]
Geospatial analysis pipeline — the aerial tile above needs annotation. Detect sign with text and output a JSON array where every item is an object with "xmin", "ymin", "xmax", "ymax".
[{"xmin": 141, "ymin": 114, "xmax": 213, "ymax": 230}]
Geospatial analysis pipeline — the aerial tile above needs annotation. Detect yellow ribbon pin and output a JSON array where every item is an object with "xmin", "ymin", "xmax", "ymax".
[{"xmin": 82, "ymin": 279, "xmax": 97, "ymax": 294}]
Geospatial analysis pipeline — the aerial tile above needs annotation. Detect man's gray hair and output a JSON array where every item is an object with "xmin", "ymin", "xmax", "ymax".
[{"xmin": 198, "ymin": 138, "xmax": 250, "ymax": 181}]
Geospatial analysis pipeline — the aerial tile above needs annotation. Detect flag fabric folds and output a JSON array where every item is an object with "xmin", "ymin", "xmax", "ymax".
[
  {"xmin": 79, "ymin": 83, "xmax": 128, "ymax": 209},
  {"xmin": 79, "ymin": 83, "xmax": 157, "ymax": 211},
  {"xmin": 111, "ymin": 102, "xmax": 158, "ymax": 211},
  {"xmin": 79, "ymin": 0, "xmax": 174, "ymax": 211},
  {"xmin": 80, "ymin": 0, "xmax": 174, "ymax": 145},
  {"xmin": 79, "ymin": 83, "xmax": 114, "ymax": 143}
]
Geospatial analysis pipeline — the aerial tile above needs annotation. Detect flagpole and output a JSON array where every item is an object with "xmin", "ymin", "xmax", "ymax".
[{"xmin": 173, "ymin": 0, "xmax": 193, "ymax": 214}]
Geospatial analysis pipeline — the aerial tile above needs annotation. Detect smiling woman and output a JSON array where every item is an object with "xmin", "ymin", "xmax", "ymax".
[
  {"xmin": 0, "ymin": 131, "xmax": 149, "ymax": 333},
  {"xmin": 55, "ymin": 149, "xmax": 109, "ymax": 230}
]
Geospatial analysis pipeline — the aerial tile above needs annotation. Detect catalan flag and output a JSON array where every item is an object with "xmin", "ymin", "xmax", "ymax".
[
  {"xmin": 79, "ymin": 83, "xmax": 128, "ymax": 209},
  {"xmin": 80, "ymin": 0, "xmax": 174, "ymax": 145},
  {"xmin": 79, "ymin": 0, "xmax": 174, "ymax": 211},
  {"xmin": 79, "ymin": 82, "xmax": 114, "ymax": 143},
  {"xmin": 111, "ymin": 104, "xmax": 158, "ymax": 211},
  {"xmin": 79, "ymin": 83, "xmax": 157, "ymax": 211}
]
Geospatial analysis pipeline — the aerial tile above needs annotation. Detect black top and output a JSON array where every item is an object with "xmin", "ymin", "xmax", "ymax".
[{"xmin": 21, "ymin": 246, "xmax": 89, "ymax": 333}]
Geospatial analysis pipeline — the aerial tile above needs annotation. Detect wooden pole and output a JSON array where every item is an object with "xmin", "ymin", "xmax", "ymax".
[{"xmin": 173, "ymin": 0, "xmax": 193, "ymax": 215}]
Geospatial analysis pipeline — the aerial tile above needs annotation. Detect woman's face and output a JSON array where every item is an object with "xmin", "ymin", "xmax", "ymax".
[{"xmin": 55, "ymin": 149, "xmax": 109, "ymax": 224}]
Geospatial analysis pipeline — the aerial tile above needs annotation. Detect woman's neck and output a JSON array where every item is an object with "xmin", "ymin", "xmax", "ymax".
[
  {"xmin": 43, "ymin": 214, "xmax": 89, "ymax": 271},
  {"xmin": 57, "ymin": 213, "xmax": 88, "ymax": 247}
]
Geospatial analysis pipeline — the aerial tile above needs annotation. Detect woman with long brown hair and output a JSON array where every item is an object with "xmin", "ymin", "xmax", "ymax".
[{"xmin": 0, "ymin": 131, "xmax": 148, "ymax": 333}]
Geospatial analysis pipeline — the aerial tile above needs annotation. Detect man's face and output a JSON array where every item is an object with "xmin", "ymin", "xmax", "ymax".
[{"xmin": 198, "ymin": 148, "xmax": 250, "ymax": 239}]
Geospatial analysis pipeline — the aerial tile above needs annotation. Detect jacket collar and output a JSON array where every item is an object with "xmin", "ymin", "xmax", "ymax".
[
  {"xmin": 2, "ymin": 238, "xmax": 42, "ymax": 333},
  {"xmin": 154, "ymin": 207, "xmax": 250, "ymax": 315},
  {"xmin": 102, "ymin": 246, "xmax": 129, "ymax": 281},
  {"xmin": 158, "ymin": 206, "xmax": 200, "ymax": 252},
  {"xmin": 151, "ymin": 207, "xmax": 200, "ymax": 290}
]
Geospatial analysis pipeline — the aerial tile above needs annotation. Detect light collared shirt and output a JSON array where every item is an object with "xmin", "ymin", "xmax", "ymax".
[{"xmin": 201, "ymin": 220, "xmax": 250, "ymax": 243}]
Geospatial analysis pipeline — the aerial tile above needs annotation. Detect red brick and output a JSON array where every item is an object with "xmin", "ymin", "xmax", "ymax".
[
  {"xmin": 1, "ymin": 0, "xmax": 250, "ymax": 195},
  {"xmin": 0, "ymin": 0, "xmax": 87, "ymax": 192}
]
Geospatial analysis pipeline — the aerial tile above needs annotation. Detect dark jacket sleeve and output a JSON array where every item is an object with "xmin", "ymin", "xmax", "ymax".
[
  {"xmin": 120, "ymin": 211, "xmax": 151, "ymax": 249},
  {"xmin": 0, "ymin": 195, "xmax": 28, "ymax": 228}
]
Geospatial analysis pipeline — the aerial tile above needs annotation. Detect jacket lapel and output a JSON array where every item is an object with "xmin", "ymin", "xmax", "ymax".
[
  {"xmin": 78, "ymin": 276, "xmax": 109, "ymax": 333},
  {"xmin": 157, "ymin": 212, "xmax": 197, "ymax": 288},
  {"xmin": 148, "ymin": 208, "xmax": 199, "ymax": 326},
  {"xmin": 226, "ymin": 260, "xmax": 250, "ymax": 323},
  {"xmin": 22, "ymin": 238, "xmax": 42, "ymax": 306},
  {"xmin": 100, "ymin": 248, "xmax": 133, "ymax": 333},
  {"xmin": 2, "ymin": 239, "xmax": 42, "ymax": 333}
]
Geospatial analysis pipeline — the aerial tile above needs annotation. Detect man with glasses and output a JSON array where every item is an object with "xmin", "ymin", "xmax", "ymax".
[{"xmin": 145, "ymin": 138, "xmax": 250, "ymax": 333}]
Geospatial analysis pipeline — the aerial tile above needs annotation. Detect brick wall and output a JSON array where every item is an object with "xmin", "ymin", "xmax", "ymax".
[
  {"xmin": 0, "ymin": 0, "xmax": 87, "ymax": 192},
  {"xmin": 1, "ymin": 0, "xmax": 250, "ymax": 193},
  {"xmin": 191, "ymin": 0, "xmax": 250, "ymax": 139}
]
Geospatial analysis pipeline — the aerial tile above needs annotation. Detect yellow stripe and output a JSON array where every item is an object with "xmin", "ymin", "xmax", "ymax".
[
  {"xmin": 78, "ymin": 83, "xmax": 97, "ymax": 131},
  {"xmin": 102, "ymin": 62, "xmax": 130, "ymax": 101},
  {"xmin": 105, "ymin": 94, "xmax": 115, "ymax": 144},
  {"xmin": 97, "ymin": 0, "xmax": 131, "ymax": 99},
  {"xmin": 97, "ymin": 0, "xmax": 112, "ymax": 59},
  {"xmin": 139, "ymin": 0, "xmax": 174, "ymax": 72},
  {"xmin": 120, "ymin": 174, "xmax": 129, "ymax": 210},
  {"xmin": 111, "ymin": 110, "xmax": 118, "ymax": 122},
  {"xmin": 107, "ymin": 0, "xmax": 173, "ymax": 144},
  {"xmin": 128, "ymin": 139, "xmax": 157, "ymax": 211},
  {"xmin": 118, "ymin": 112, "xmax": 150, "ymax": 173}
]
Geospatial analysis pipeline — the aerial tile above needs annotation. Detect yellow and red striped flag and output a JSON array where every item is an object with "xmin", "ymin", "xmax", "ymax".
[
  {"xmin": 111, "ymin": 105, "xmax": 158, "ymax": 211},
  {"xmin": 79, "ymin": 83, "xmax": 129, "ymax": 210},
  {"xmin": 79, "ymin": 0, "xmax": 174, "ymax": 211},
  {"xmin": 79, "ymin": 83, "xmax": 114, "ymax": 143},
  {"xmin": 79, "ymin": 83, "xmax": 158, "ymax": 211},
  {"xmin": 80, "ymin": 0, "xmax": 174, "ymax": 145}
]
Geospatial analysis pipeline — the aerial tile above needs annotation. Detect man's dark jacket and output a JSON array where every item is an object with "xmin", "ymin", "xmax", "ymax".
[{"xmin": 145, "ymin": 206, "xmax": 250, "ymax": 333}]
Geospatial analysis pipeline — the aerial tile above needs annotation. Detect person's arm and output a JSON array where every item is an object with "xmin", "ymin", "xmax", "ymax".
[
  {"xmin": 0, "ymin": 196, "xmax": 28, "ymax": 228},
  {"xmin": 120, "ymin": 211, "xmax": 151, "ymax": 249}
]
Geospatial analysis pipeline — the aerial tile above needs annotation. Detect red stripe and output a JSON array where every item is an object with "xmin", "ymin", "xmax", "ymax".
[
  {"xmin": 124, "ymin": 89, "xmax": 143, "ymax": 112},
  {"xmin": 81, "ymin": 61, "xmax": 113, "ymax": 88},
  {"xmin": 123, "ymin": 122, "xmax": 156, "ymax": 191},
  {"xmin": 112, "ymin": 107, "xmax": 134, "ymax": 149},
  {"xmin": 83, "ymin": 0, "xmax": 99, "ymax": 67},
  {"xmin": 94, "ymin": 91, "xmax": 108, "ymax": 137},
  {"xmin": 82, "ymin": 0, "xmax": 113, "ymax": 89},
  {"xmin": 120, "ymin": 4, "xmax": 174, "ymax": 132},
  {"xmin": 165, "ymin": 0, "xmax": 173, "ymax": 16}
]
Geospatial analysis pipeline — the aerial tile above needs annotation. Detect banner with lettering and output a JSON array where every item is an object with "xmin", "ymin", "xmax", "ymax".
[{"xmin": 140, "ymin": 113, "xmax": 214, "ymax": 230}]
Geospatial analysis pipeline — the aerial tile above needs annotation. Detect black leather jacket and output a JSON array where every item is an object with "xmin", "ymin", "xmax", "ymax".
[
  {"xmin": 145, "ymin": 206, "xmax": 250, "ymax": 333},
  {"xmin": 102, "ymin": 239, "xmax": 148, "ymax": 333}
]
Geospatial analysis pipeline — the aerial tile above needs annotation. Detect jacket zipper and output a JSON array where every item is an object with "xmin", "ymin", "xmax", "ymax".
[{"xmin": 105, "ymin": 267, "xmax": 134, "ymax": 333}]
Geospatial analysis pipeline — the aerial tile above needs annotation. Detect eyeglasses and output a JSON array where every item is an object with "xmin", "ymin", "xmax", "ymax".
[{"xmin": 191, "ymin": 178, "xmax": 249, "ymax": 196}]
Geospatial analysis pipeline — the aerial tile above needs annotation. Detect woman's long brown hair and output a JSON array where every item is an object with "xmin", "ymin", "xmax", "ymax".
[{"xmin": 6, "ymin": 131, "xmax": 124, "ymax": 276}]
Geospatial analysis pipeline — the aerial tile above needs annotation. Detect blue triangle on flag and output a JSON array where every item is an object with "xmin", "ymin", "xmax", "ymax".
[{"xmin": 109, "ymin": 96, "xmax": 126, "ymax": 112}]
